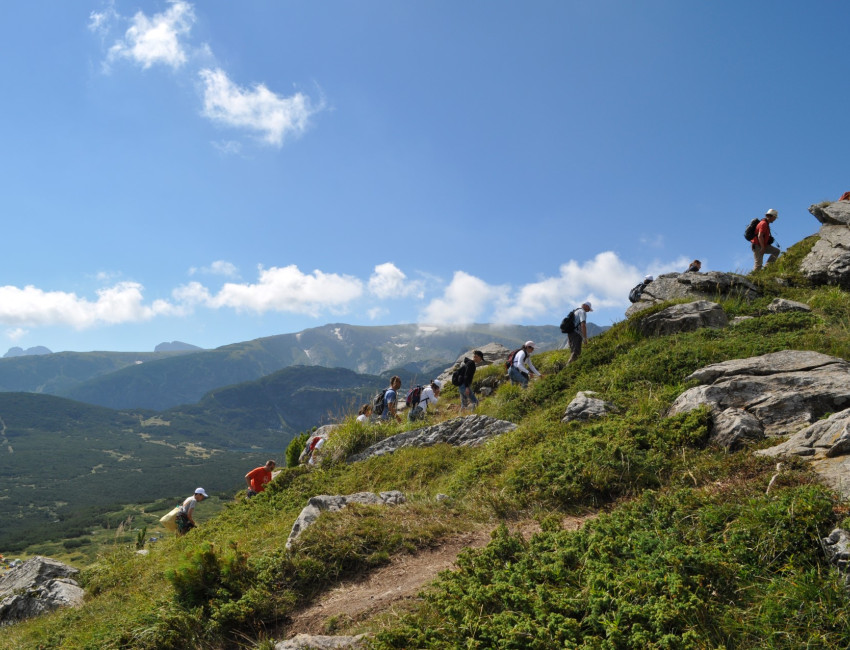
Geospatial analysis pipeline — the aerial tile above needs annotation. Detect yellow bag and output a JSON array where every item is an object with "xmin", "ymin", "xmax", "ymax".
[{"xmin": 159, "ymin": 506, "xmax": 180, "ymax": 532}]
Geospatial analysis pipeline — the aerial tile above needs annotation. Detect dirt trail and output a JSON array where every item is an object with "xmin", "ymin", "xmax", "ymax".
[{"xmin": 284, "ymin": 514, "xmax": 593, "ymax": 637}]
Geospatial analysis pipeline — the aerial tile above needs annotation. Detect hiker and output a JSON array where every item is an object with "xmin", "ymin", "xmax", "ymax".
[
  {"xmin": 408, "ymin": 380, "xmax": 442, "ymax": 421},
  {"xmin": 377, "ymin": 376, "xmax": 402, "ymax": 422},
  {"xmin": 299, "ymin": 432, "xmax": 327, "ymax": 466},
  {"xmin": 356, "ymin": 403, "xmax": 372, "ymax": 423},
  {"xmin": 751, "ymin": 209, "xmax": 780, "ymax": 271},
  {"xmin": 245, "ymin": 460, "xmax": 276, "ymax": 498},
  {"xmin": 839, "ymin": 191, "xmax": 850, "ymax": 201},
  {"xmin": 176, "ymin": 487, "xmax": 208, "ymax": 536},
  {"xmin": 508, "ymin": 341, "xmax": 542, "ymax": 388},
  {"xmin": 628, "ymin": 275, "xmax": 653, "ymax": 303},
  {"xmin": 566, "ymin": 302, "xmax": 593, "ymax": 364},
  {"xmin": 457, "ymin": 350, "xmax": 484, "ymax": 410},
  {"xmin": 686, "ymin": 260, "xmax": 702, "ymax": 273}
]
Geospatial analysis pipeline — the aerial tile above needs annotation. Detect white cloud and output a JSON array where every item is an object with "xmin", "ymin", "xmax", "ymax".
[
  {"xmin": 493, "ymin": 252, "xmax": 643, "ymax": 322},
  {"xmin": 106, "ymin": 0, "xmax": 196, "ymax": 70},
  {"xmin": 420, "ymin": 271, "xmax": 509, "ymax": 326},
  {"xmin": 0, "ymin": 282, "xmax": 178, "ymax": 330},
  {"xmin": 368, "ymin": 263, "xmax": 424, "ymax": 299},
  {"xmin": 199, "ymin": 68, "xmax": 317, "ymax": 146},
  {"xmin": 188, "ymin": 260, "xmax": 239, "ymax": 277},
  {"xmin": 88, "ymin": 2, "xmax": 118, "ymax": 36},
  {"xmin": 5, "ymin": 328, "xmax": 27, "ymax": 342},
  {"xmin": 203, "ymin": 265, "xmax": 363, "ymax": 316},
  {"xmin": 368, "ymin": 307, "xmax": 388, "ymax": 320}
]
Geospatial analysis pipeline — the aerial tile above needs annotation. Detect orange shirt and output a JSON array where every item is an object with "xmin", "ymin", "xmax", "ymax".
[{"xmin": 246, "ymin": 466, "xmax": 273, "ymax": 493}]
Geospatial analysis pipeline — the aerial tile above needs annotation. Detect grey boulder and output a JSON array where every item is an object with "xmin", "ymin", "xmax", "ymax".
[
  {"xmin": 0, "ymin": 557, "xmax": 84, "ymax": 625},
  {"xmin": 633, "ymin": 300, "xmax": 728, "ymax": 337},
  {"xmin": 562, "ymin": 391, "xmax": 619, "ymax": 423}
]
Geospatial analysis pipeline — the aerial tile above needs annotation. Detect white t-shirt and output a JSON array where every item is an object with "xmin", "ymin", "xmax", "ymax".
[
  {"xmin": 417, "ymin": 386, "xmax": 438, "ymax": 412},
  {"xmin": 308, "ymin": 437, "xmax": 326, "ymax": 465},
  {"xmin": 181, "ymin": 495, "xmax": 197, "ymax": 515},
  {"xmin": 356, "ymin": 414, "xmax": 368, "ymax": 423}
]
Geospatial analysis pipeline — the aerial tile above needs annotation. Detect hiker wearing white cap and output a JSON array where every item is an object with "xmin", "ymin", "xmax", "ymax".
[
  {"xmin": 751, "ymin": 209, "xmax": 780, "ymax": 271},
  {"xmin": 176, "ymin": 487, "xmax": 209, "ymax": 535},
  {"xmin": 566, "ymin": 302, "xmax": 593, "ymax": 364},
  {"xmin": 408, "ymin": 379, "xmax": 443, "ymax": 421},
  {"xmin": 508, "ymin": 341, "xmax": 542, "ymax": 388}
]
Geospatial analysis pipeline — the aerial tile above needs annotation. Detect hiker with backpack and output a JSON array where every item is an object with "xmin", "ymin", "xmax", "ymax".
[
  {"xmin": 508, "ymin": 341, "xmax": 542, "ymax": 388},
  {"xmin": 749, "ymin": 208, "xmax": 780, "ymax": 271},
  {"xmin": 564, "ymin": 302, "xmax": 593, "ymax": 363},
  {"xmin": 175, "ymin": 487, "xmax": 208, "ymax": 536},
  {"xmin": 453, "ymin": 350, "xmax": 484, "ymax": 410},
  {"xmin": 407, "ymin": 380, "xmax": 442, "ymax": 421},
  {"xmin": 245, "ymin": 460, "xmax": 276, "ymax": 498},
  {"xmin": 686, "ymin": 260, "xmax": 702, "ymax": 273},
  {"xmin": 628, "ymin": 276, "xmax": 653, "ymax": 304},
  {"xmin": 373, "ymin": 376, "xmax": 402, "ymax": 422},
  {"xmin": 299, "ymin": 433, "xmax": 328, "ymax": 466}
]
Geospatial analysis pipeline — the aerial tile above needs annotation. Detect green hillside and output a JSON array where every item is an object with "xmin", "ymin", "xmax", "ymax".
[
  {"xmin": 57, "ymin": 323, "xmax": 570, "ymax": 410},
  {"xmin": 7, "ymin": 239, "xmax": 850, "ymax": 648},
  {"xmin": 0, "ymin": 349, "xmax": 194, "ymax": 394}
]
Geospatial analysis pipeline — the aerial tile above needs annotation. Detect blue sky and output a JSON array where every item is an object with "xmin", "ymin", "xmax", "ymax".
[{"xmin": 0, "ymin": 1, "xmax": 845, "ymax": 353}]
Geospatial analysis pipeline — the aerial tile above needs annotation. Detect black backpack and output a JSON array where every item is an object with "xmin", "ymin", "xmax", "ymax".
[
  {"xmin": 628, "ymin": 283, "xmax": 645, "ymax": 303},
  {"xmin": 451, "ymin": 367, "xmax": 463, "ymax": 386},
  {"xmin": 744, "ymin": 218, "xmax": 761, "ymax": 241},
  {"xmin": 560, "ymin": 311, "xmax": 577, "ymax": 334},
  {"xmin": 372, "ymin": 389, "xmax": 388, "ymax": 416}
]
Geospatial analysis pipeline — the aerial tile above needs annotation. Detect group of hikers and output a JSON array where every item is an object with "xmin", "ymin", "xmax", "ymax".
[{"xmin": 173, "ymin": 202, "xmax": 839, "ymax": 536}]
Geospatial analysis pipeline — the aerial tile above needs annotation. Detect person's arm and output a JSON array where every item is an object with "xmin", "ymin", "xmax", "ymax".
[
  {"xmin": 757, "ymin": 224, "xmax": 768, "ymax": 250},
  {"xmin": 581, "ymin": 321, "xmax": 588, "ymax": 342},
  {"xmin": 245, "ymin": 471, "xmax": 254, "ymax": 489}
]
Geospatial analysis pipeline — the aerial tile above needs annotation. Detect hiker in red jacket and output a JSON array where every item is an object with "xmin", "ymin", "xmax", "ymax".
[
  {"xmin": 245, "ymin": 460, "xmax": 276, "ymax": 497},
  {"xmin": 751, "ymin": 209, "xmax": 780, "ymax": 272}
]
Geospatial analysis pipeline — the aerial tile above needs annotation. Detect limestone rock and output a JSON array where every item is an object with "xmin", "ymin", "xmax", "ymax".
[
  {"xmin": 626, "ymin": 272, "xmax": 759, "ymax": 317},
  {"xmin": 821, "ymin": 529, "xmax": 850, "ymax": 589},
  {"xmin": 710, "ymin": 407, "xmax": 765, "ymax": 450},
  {"xmin": 276, "ymin": 633, "xmax": 368, "ymax": 649},
  {"xmin": 634, "ymin": 300, "xmax": 728, "ymax": 337},
  {"xmin": 766, "ymin": 298, "xmax": 811, "ymax": 313},
  {"xmin": 0, "ymin": 557, "xmax": 83, "ymax": 625},
  {"xmin": 347, "ymin": 414, "xmax": 517, "ymax": 463},
  {"xmin": 286, "ymin": 491, "xmax": 405, "ymax": 549},
  {"xmin": 562, "ymin": 391, "xmax": 619, "ymax": 423},
  {"xmin": 810, "ymin": 201, "xmax": 850, "ymax": 226},
  {"xmin": 668, "ymin": 350, "xmax": 850, "ymax": 448}
]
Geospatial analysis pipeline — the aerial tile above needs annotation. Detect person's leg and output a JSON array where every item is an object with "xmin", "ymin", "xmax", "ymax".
[
  {"xmin": 459, "ymin": 384, "xmax": 469, "ymax": 408},
  {"xmin": 752, "ymin": 245, "xmax": 765, "ymax": 271},
  {"xmin": 568, "ymin": 332, "xmax": 583, "ymax": 363},
  {"xmin": 764, "ymin": 243, "xmax": 780, "ymax": 266}
]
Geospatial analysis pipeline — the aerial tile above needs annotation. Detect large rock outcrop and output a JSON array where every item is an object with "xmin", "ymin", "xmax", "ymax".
[
  {"xmin": 286, "ymin": 491, "xmax": 405, "ymax": 549},
  {"xmin": 626, "ymin": 272, "xmax": 760, "ymax": 318},
  {"xmin": 756, "ymin": 408, "xmax": 850, "ymax": 500},
  {"xmin": 801, "ymin": 201, "xmax": 850, "ymax": 288},
  {"xmin": 0, "ymin": 557, "xmax": 84, "ymax": 625},
  {"xmin": 633, "ymin": 300, "xmax": 728, "ymax": 337},
  {"xmin": 347, "ymin": 414, "xmax": 517, "ymax": 463},
  {"xmin": 668, "ymin": 350, "xmax": 850, "ymax": 449}
]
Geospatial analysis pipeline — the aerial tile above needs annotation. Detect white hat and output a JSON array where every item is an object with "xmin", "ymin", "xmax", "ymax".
[
  {"xmin": 582, "ymin": 301, "xmax": 593, "ymax": 311},
  {"xmin": 765, "ymin": 208, "xmax": 778, "ymax": 218},
  {"xmin": 644, "ymin": 275, "xmax": 654, "ymax": 282},
  {"xmin": 433, "ymin": 379, "xmax": 443, "ymax": 389},
  {"xmin": 195, "ymin": 488, "xmax": 209, "ymax": 497},
  {"xmin": 524, "ymin": 340, "xmax": 535, "ymax": 348}
]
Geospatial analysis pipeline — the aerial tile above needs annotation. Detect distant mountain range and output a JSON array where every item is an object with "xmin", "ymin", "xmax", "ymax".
[{"xmin": 0, "ymin": 323, "xmax": 604, "ymax": 411}]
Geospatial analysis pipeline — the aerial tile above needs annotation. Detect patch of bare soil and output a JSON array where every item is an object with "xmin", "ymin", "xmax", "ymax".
[{"xmin": 283, "ymin": 515, "xmax": 593, "ymax": 637}]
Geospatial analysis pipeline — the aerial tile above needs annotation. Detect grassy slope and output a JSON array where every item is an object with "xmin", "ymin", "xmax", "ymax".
[{"xmin": 5, "ymin": 235, "xmax": 850, "ymax": 648}]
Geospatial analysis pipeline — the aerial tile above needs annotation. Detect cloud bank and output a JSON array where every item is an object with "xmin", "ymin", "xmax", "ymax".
[{"xmin": 0, "ymin": 252, "xmax": 670, "ymax": 333}]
